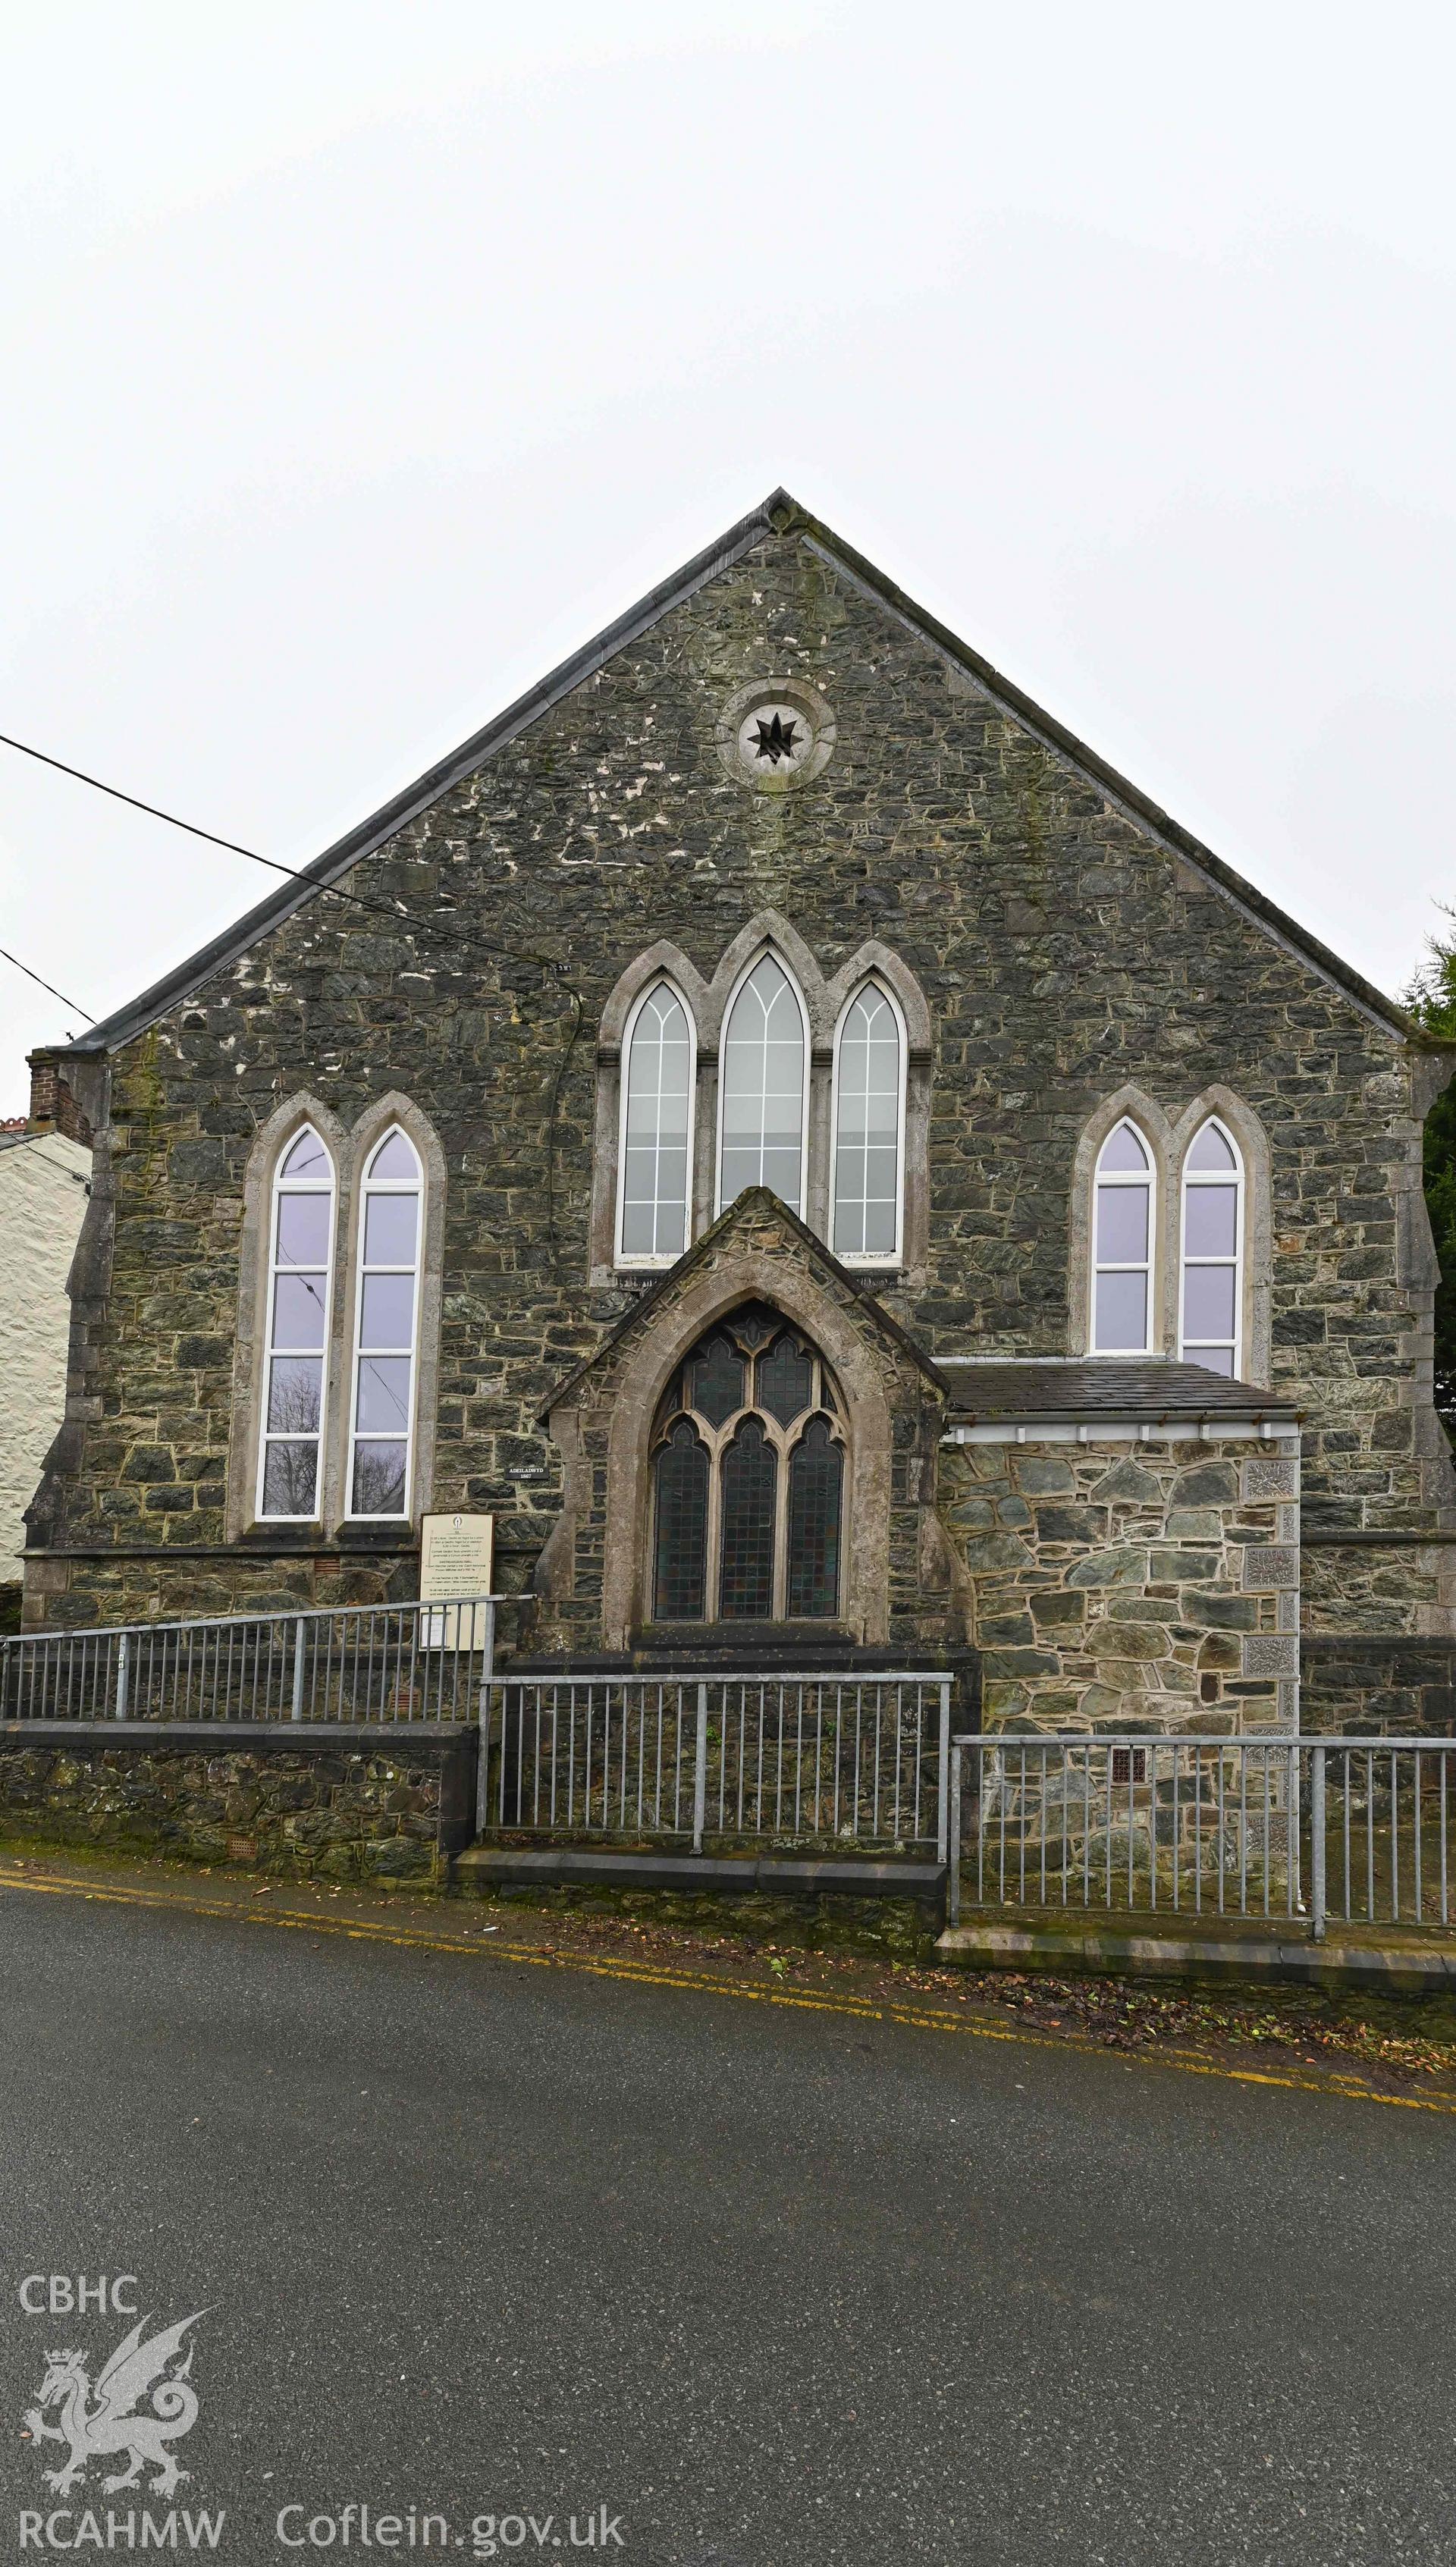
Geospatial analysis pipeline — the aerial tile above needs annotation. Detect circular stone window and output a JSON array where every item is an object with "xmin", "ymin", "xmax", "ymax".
[{"xmin": 715, "ymin": 678, "xmax": 836, "ymax": 792}]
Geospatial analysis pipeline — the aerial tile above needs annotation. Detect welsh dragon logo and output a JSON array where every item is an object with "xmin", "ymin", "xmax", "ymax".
[{"xmin": 24, "ymin": 2311, "xmax": 204, "ymax": 2496}]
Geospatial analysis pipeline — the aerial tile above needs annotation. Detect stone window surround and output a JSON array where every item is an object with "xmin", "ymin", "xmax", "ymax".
[
  {"xmin": 226, "ymin": 1091, "xmax": 447, "ymax": 1542},
  {"xmin": 584, "ymin": 1257, "xmax": 904, "ymax": 1649},
  {"xmin": 1068, "ymin": 1083, "xmax": 1272, "ymax": 1383},
  {"xmin": 588, "ymin": 912, "xmax": 933, "ymax": 1287}
]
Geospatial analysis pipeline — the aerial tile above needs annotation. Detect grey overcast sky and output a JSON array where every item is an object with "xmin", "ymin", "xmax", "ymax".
[{"xmin": 2, "ymin": 2, "xmax": 1454, "ymax": 1111}]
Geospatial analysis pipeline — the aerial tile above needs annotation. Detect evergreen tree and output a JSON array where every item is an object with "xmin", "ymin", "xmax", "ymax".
[{"xmin": 1405, "ymin": 914, "xmax": 1456, "ymax": 1423}]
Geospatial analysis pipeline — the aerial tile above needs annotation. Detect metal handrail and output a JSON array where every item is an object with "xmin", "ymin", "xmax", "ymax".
[
  {"xmin": 2, "ymin": 1596, "xmax": 500, "ymax": 1730},
  {"xmin": 1, "ymin": 1594, "xmax": 510, "ymax": 1650},
  {"xmin": 490, "ymin": 1667, "xmax": 952, "ymax": 1687}
]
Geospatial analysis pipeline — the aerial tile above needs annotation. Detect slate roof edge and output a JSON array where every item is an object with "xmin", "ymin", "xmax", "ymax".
[
  {"xmin": 792, "ymin": 519, "xmax": 1419, "ymax": 1043},
  {"xmin": 944, "ymin": 1403, "xmax": 1300, "ymax": 1427},
  {"xmin": 61, "ymin": 491, "xmax": 789, "ymax": 1058},
  {"xmin": 60, "ymin": 483, "xmax": 1430, "ymax": 1058},
  {"xmin": 934, "ymin": 1359, "xmax": 1300, "ymax": 1425}
]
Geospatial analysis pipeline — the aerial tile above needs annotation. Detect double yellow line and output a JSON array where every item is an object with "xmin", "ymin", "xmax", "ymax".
[{"xmin": 2, "ymin": 1859, "xmax": 1453, "ymax": 2116}]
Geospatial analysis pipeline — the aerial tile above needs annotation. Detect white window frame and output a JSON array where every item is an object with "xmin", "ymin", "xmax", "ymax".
[
  {"xmin": 1090, "ymin": 1118, "xmax": 1156, "ymax": 1356},
  {"xmin": 829, "ymin": 976, "xmax": 908, "ymax": 1268},
  {"xmin": 346, "ymin": 1125, "xmax": 424, "ymax": 1524},
  {"xmin": 615, "ymin": 975, "xmax": 698, "ymax": 1270},
  {"xmin": 714, "ymin": 947, "xmax": 811, "ymax": 1220},
  {"xmin": 256, "ymin": 1124, "xmax": 336, "ymax": 1524},
  {"xmin": 1178, "ymin": 1118, "xmax": 1244, "ymax": 1379}
]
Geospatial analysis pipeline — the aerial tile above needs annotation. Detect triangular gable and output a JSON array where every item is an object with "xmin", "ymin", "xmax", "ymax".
[
  {"xmin": 65, "ymin": 486, "xmax": 1419, "ymax": 1056},
  {"xmin": 542, "ymin": 1184, "xmax": 946, "ymax": 1424}
]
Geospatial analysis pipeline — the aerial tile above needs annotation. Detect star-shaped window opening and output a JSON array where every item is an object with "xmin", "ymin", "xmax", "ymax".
[{"xmin": 751, "ymin": 711, "xmax": 802, "ymax": 766}]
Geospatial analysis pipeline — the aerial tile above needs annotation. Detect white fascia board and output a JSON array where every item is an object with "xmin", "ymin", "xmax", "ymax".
[{"xmin": 942, "ymin": 1417, "xmax": 1289, "ymax": 1445}]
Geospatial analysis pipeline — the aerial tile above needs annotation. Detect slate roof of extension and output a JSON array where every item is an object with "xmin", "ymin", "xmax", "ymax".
[
  {"xmin": 936, "ymin": 1360, "xmax": 1299, "ymax": 1425},
  {"xmin": 59, "ymin": 488, "xmax": 1421, "ymax": 1060}
]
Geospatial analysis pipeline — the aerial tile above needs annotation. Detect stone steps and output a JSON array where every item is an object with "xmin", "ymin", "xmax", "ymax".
[
  {"xmin": 454, "ymin": 1843, "xmax": 946, "ymax": 1902},
  {"xmin": 937, "ymin": 1915, "xmax": 1456, "ymax": 1994}
]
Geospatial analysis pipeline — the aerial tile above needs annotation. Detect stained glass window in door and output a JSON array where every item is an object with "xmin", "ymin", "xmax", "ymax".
[{"xmin": 646, "ymin": 1310, "xmax": 846, "ymax": 1624}]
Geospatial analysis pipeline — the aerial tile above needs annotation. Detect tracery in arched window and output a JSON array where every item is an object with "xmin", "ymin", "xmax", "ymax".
[{"xmin": 649, "ymin": 1305, "xmax": 844, "ymax": 1623}]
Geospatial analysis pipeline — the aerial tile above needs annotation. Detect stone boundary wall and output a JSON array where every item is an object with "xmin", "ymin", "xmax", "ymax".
[
  {"xmin": 940, "ymin": 1436, "xmax": 1299, "ymax": 1734},
  {"xmin": 1300, "ymin": 1637, "xmax": 1456, "ymax": 1737},
  {"xmin": 0, "ymin": 1723, "xmax": 475, "ymax": 1881}
]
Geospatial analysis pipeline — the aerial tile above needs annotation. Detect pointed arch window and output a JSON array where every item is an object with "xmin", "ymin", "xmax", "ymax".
[
  {"xmin": 347, "ymin": 1127, "xmax": 423, "ymax": 1520},
  {"xmin": 717, "ymin": 953, "xmax": 808, "ymax": 1216},
  {"xmin": 257, "ymin": 1125, "xmax": 336, "ymax": 1520},
  {"xmin": 1092, "ymin": 1120, "xmax": 1154, "ymax": 1354},
  {"xmin": 617, "ymin": 979, "xmax": 695, "ymax": 1265},
  {"xmin": 649, "ymin": 1306, "xmax": 844, "ymax": 1623},
  {"xmin": 1180, "ymin": 1120, "xmax": 1244, "ymax": 1378},
  {"xmin": 831, "ymin": 979, "xmax": 905, "ymax": 1263}
]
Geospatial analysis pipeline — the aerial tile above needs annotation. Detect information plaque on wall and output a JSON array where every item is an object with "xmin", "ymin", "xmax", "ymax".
[{"xmin": 419, "ymin": 1512, "xmax": 494, "ymax": 1650}]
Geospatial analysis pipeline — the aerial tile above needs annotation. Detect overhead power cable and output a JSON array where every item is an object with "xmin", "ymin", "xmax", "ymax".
[
  {"xmin": 0, "ymin": 728, "xmax": 574, "ymax": 981},
  {"xmin": 0, "ymin": 943, "xmax": 94, "ymax": 1021},
  {"xmin": 0, "ymin": 729, "xmax": 585, "ymax": 1238}
]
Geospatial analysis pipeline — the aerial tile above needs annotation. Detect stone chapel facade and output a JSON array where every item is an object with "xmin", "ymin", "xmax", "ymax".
[{"xmin": 22, "ymin": 491, "xmax": 1456, "ymax": 1735}]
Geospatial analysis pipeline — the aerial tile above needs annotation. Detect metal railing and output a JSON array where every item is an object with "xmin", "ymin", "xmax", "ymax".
[
  {"xmin": 4, "ymin": 1617, "xmax": 951, "ymax": 1859},
  {"xmin": 949, "ymin": 1733, "xmax": 1456, "ymax": 1943},
  {"xmin": 488, "ymin": 1672, "xmax": 953, "ymax": 1856},
  {"xmin": 2, "ymin": 1599, "xmax": 497, "ymax": 1728}
]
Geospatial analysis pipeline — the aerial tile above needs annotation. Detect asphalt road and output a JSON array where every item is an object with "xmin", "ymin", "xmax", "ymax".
[{"xmin": 2, "ymin": 1884, "xmax": 1454, "ymax": 2567}]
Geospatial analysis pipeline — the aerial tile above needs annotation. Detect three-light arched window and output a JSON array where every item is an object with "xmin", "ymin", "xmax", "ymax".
[
  {"xmin": 257, "ymin": 1126, "xmax": 336, "ymax": 1520},
  {"xmin": 613, "ymin": 948, "xmax": 913, "ymax": 1268},
  {"xmin": 831, "ymin": 980, "xmax": 905, "ymax": 1262},
  {"xmin": 347, "ymin": 1128, "xmax": 424, "ymax": 1519},
  {"xmin": 617, "ymin": 980, "xmax": 695, "ymax": 1266},
  {"xmin": 1091, "ymin": 1119, "xmax": 1154, "ymax": 1354},
  {"xmin": 717, "ymin": 952, "xmax": 808, "ymax": 1217},
  {"xmin": 650, "ymin": 1305, "xmax": 845, "ymax": 1624},
  {"xmin": 1179, "ymin": 1119, "xmax": 1244, "ymax": 1377}
]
